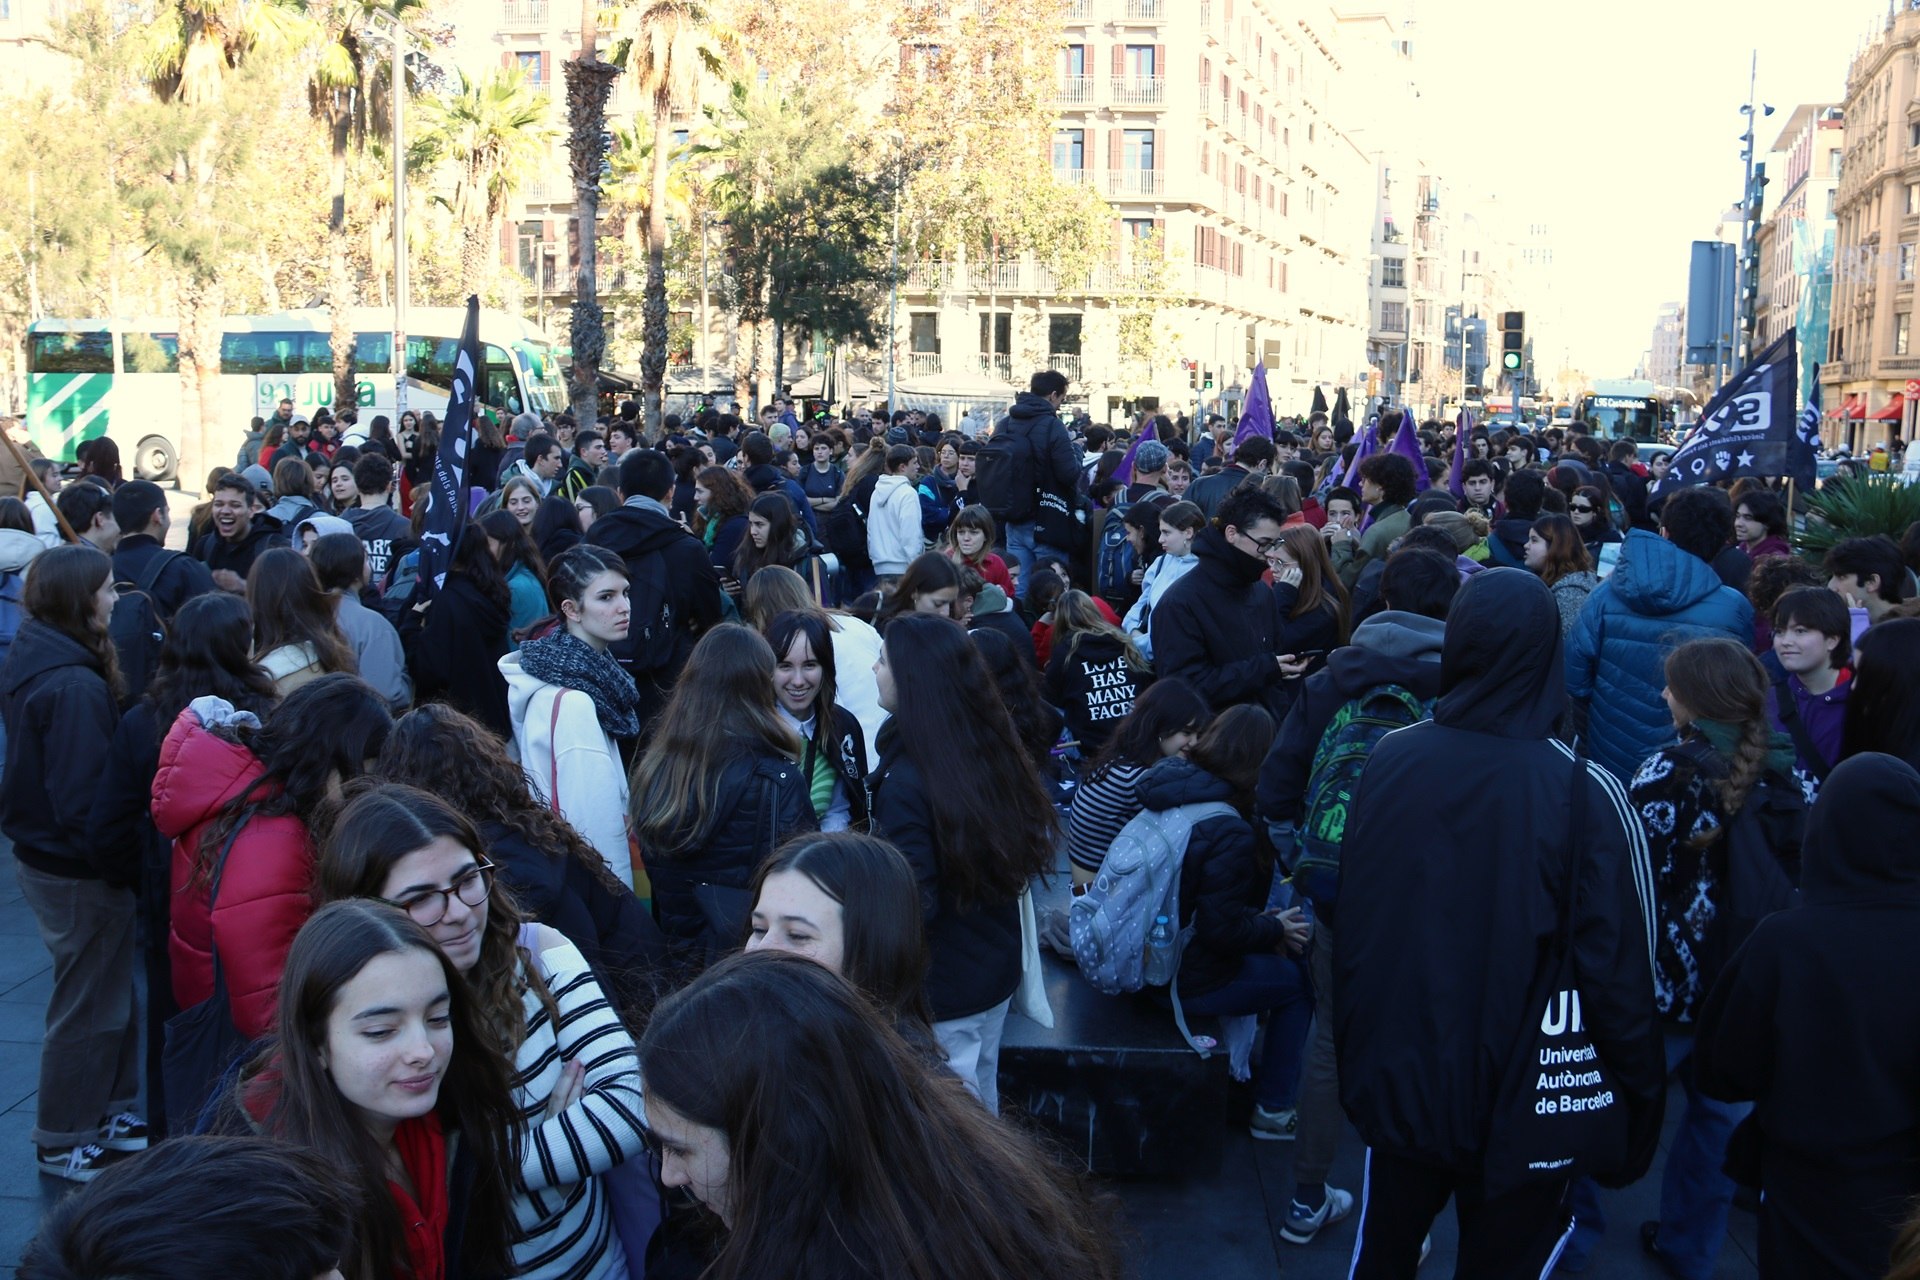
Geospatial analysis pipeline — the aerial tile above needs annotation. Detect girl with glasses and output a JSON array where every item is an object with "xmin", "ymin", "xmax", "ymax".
[{"xmin": 319, "ymin": 787, "xmax": 648, "ymax": 1280}]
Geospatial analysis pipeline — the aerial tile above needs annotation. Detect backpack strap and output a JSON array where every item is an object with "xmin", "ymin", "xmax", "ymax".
[
  {"xmin": 1771, "ymin": 672, "xmax": 1831, "ymax": 781},
  {"xmin": 135, "ymin": 549, "xmax": 183, "ymax": 598},
  {"xmin": 546, "ymin": 688, "xmax": 568, "ymax": 814},
  {"xmin": 1166, "ymin": 799, "xmax": 1245, "ymax": 1059}
]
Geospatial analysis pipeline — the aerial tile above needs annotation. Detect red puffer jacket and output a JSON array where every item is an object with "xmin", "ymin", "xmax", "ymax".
[{"xmin": 149, "ymin": 710, "xmax": 317, "ymax": 1040}]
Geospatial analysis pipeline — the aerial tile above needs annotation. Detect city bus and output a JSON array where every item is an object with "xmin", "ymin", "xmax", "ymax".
[
  {"xmin": 1579, "ymin": 378, "xmax": 1662, "ymax": 442},
  {"xmin": 24, "ymin": 307, "xmax": 566, "ymax": 480}
]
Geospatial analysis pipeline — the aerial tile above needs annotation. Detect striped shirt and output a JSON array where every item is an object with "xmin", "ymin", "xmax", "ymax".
[
  {"xmin": 510, "ymin": 935, "xmax": 648, "ymax": 1280},
  {"xmin": 1067, "ymin": 762, "xmax": 1149, "ymax": 875}
]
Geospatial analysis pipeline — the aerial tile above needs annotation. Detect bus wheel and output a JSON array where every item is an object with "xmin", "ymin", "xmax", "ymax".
[{"xmin": 134, "ymin": 435, "xmax": 178, "ymax": 483}]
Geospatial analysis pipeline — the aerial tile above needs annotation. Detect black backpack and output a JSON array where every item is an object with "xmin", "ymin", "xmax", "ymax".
[
  {"xmin": 823, "ymin": 471, "xmax": 878, "ymax": 570},
  {"xmin": 975, "ymin": 420, "xmax": 1036, "ymax": 523},
  {"xmin": 109, "ymin": 551, "xmax": 182, "ymax": 705},
  {"xmin": 612, "ymin": 550, "xmax": 678, "ymax": 678},
  {"xmin": 1697, "ymin": 772, "xmax": 1805, "ymax": 995}
]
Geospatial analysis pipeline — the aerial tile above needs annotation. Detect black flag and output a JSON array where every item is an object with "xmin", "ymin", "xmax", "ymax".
[
  {"xmin": 419, "ymin": 296, "xmax": 482, "ymax": 597},
  {"xmin": 1667, "ymin": 331, "xmax": 1808, "ymax": 490}
]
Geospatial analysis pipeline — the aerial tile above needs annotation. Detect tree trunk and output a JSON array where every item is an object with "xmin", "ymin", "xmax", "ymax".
[
  {"xmin": 565, "ymin": 49, "xmax": 618, "ymax": 434},
  {"xmin": 640, "ymin": 93, "xmax": 672, "ymax": 437},
  {"xmin": 328, "ymin": 115, "xmax": 357, "ymax": 414},
  {"xmin": 176, "ymin": 270, "xmax": 224, "ymax": 492},
  {"xmin": 733, "ymin": 314, "xmax": 751, "ymax": 406},
  {"xmin": 771, "ymin": 314, "xmax": 784, "ymax": 404}
]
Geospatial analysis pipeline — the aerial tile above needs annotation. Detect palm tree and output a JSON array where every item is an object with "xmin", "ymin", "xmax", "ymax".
[
  {"xmin": 307, "ymin": 0, "xmax": 426, "ymax": 412},
  {"xmin": 131, "ymin": 0, "xmax": 317, "ymax": 489},
  {"xmin": 561, "ymin": 0, "xmax": 620, "ymax": 432},
  {"xmin": 624, "ymin": 0, "xmax": 736, "ymax": 434},
  {"xmin": 413, "ymin": 68, "xmax": 556, "ymax": 299}
]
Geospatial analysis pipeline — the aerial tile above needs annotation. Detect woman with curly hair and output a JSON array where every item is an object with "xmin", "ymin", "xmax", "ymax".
[{"xmin": 694, "ymin": 466, "xmax": 754, "ymax": 578}]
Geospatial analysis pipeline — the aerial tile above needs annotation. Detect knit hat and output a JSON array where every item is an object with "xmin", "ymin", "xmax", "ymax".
[
  {"xmin": 971, "ymin": 584, "xmax": 1012, "ymax": 616},
  {"xmin": 295, "ymin": 514, "xmax": 356, "ymax": 542}
]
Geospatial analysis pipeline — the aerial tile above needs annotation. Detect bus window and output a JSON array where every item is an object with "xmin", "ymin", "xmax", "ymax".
[
  {"xmin": 221, "ymin": 331, "xmax": 309, "ymax": 376},
  {"xmin": 299, "ymin": 334, "xmax": 334, "ymax": 373},
  {"xmin": 483, "ymin": 344, "xmax": 521, "ymax": 412},
  {"xmin": 405, "ymin": 335, "xmax": 457, "ymax": 386},
  {"xmin": 27, "ymin": 330, "xmax": 112, "ymax": 373},
  {"xmin": 122, "ymin": 332, "xmax": 180, "ymax": 374},
  {"xmin": 354, "ymin": 332, "xmax": 392, "ymax": 369}
]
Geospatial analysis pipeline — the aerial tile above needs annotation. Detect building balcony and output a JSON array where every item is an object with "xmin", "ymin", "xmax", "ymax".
[
  {"xmin": 908, "ymin": 352, "xmax": 943, "ymax": 377},
  {"xmin": 501, "ymin": 0, "xmax": 549, "ymax": 28},
  {"xmin": 1057, "ymin": 75, "xmax": 1094, "ymax": 105},
  {"xmin": 1049, "ymin": 353, "xmax": 1083, "ymax": 381},
  {"xmin": 1110, "ymin": 76, "xmax": 1165, "ymax": 107},
  {"xmin": 1108, "ymin": 168, "xmax": 1163, "ymax": 197},
  {"xmin": 970, "ymin": 260, "xmax": 1023, "ymax": 291},
  {"xmin": 904, "ymin": 261, "xmax": 950, "ymax": 290},
  {"xmin": 1124, "ymin": 0, "xmax": 1164, "ymax": 16},
  {"xmin": 1053, "ymin": 167, "xmax": 1088, "ymax": 187},
  {"xmin": 1065, "ymin": 0, "xmax": 1092, "ymax": 17},
  {"xmin": 1198, "ymin": 84, "xmax": 1215, "ymax": 122},
  {"xmin": 979, "ymin": 353, "xmax": 1013, "ymax": 381}
]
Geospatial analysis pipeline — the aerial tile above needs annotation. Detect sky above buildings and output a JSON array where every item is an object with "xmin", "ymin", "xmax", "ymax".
[{"xmin": 1412, "ymin": 0, "xmax": 1877, "ymax": 375}]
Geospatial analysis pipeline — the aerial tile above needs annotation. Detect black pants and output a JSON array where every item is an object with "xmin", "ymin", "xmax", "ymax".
[{"xmin": 1350, "ymin": 1147, "xmax": 1573, "ymax": 1280}]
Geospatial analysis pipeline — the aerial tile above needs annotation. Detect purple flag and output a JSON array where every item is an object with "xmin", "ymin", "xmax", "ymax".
[
  {"xmin": 1389, "ymin": 415, "xmax": 1431, "ymax": 493},
  {"xmin": 1111, "ymin": 434, "xmax": 1143, "ymax": 486},
  {"xmin": 1447, "ymin": 408, "xmax": 1474, "ymax": 500},
  {"xmin": 1340, "ymin": 415, "xmax": 1380, "ymax": 487},
  {"xmin": 1232, "ymin": 363, "xmax": 1275, "ymax": 450}
]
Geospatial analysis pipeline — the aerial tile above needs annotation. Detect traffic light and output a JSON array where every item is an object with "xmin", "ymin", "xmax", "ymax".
[
  {"xmin": 1185, "ymin": 359, "xmax": 1197, "ymax": 390},
  {"xmin": 1500, "ymin": 311, "xmax": 1525, "ymax": 373},
  {"xmin": 1203, "ymin": 370, "xmax": 1215, "ymax": 391}
]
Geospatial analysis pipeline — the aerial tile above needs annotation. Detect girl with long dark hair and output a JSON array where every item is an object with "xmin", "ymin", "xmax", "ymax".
[
  {"xmin": 1570, "ymin": 483, "xmax": 1622, "ymax": 559},
  {"xmin": 1841, "ymin": 616, "xmax": 1920, "ymax": 769},
  {"xmin": 875, "ymin": 551, "xmax": 963, "ymax": 630},
  {"xmin": 733, "ymin": 492, "xmax": 817, "ymax": 597},
  {"xmin": 630, "ymin": 624, "xmax": 816, "ymax": 958},
  {"xmin": 1066, "ymin": 678, "xmax": 1210, "ymax": 886},
  {"xmin": 0, "ymin": 545, "xmax": 142, "ymax": 1179},
  {"xmin": 318, "ymin": 789, "xmax": 648, "ymax": 1280},
  {"xmin": 1525, "ymin": 512, "xmax": 1597, "ymax": 639},
  {"xmin": 235, "ymin": 900, "xmax": 520, "ymax": 1280},
  {"xmin": 406, "ymin": 522, "xmax": 513, "ymax": 736},
  {"xmin": 764, "ymin": 610, "xmax": 869, "ymax": 833},
  {"xmin": 638, "ymin": 951, "xmax": 1124, "ymax": 1280},
  {"xmin": 479, "ymin": 508, "xmax": 549, "ymax": 646},
  {"xmin": 532, "ymin": 494, "xmax": 584, "ymax": 564},
  {"xmin": 150, "ymin": 674, "xmax": 392, "ymax": 1050},
  {"xmin": 501, "ymin": 545, "xmax": 642, "ymax": 883},
  {"xmin": 375, "ymin": 704, "xmax": 664, "ymax": 1017},
  {"xmin": 246, "ymin": 547, "xmax": 356, "ymax": 695},
  {"xmin": 1271, "ymin": 522, "xmax": 1349, "ymax": 661},
  {"xmin": 870, "ymin": 614, "xmax": 1058, "ymax": 1110},
  {"xmin": 741, "ymin": 565, "xmax": 886, "ymax": 768}
]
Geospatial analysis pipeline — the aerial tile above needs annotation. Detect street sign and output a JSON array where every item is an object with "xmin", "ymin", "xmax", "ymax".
[{"xmin": 1905, "ymin": 379, "xmax": 1919, "ymax": 397}]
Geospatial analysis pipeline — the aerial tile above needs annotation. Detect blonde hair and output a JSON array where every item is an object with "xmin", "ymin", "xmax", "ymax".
[{"xmin": 1054, "ymin": 589, "xmax": 1148, "ymax": 672}]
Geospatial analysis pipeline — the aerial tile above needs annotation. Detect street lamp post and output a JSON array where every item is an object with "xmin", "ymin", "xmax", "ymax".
[{"xmin": 365, "ymin": 11, "xmax": 413, "ymax": 422}]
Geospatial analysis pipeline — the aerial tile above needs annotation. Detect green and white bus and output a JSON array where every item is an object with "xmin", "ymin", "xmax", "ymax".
[{"xmin": 25, "ymin": 307, "xmax": 567, "ymax": 480}]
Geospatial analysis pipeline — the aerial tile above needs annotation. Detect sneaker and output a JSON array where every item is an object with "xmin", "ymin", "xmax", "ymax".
[
  {"xmin": 98, "ymin": 1113, "xmax": 149, "ymax": 1153},
  {"xmin": 1279, "ymin": 1185, "xmax": 1354, "ymax": 1244},
  {"xmin": 1249, "ymin": 1104, "xmax": 1298, "ymax": 1141},
  {"xmin": 37, "ymin": 1143, "xmax": 118, "ymax": 1183}
]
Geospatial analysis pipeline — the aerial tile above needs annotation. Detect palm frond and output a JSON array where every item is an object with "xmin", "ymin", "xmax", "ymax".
[{"xmin": 1797, "ymin": 475, "xmax": 1920, "ymax": 556}]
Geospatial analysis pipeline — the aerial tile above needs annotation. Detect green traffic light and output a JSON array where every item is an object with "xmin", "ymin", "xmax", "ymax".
[{"xmin": 1502, "ymin": 352, "xmax": 1522, "ymax": 371}]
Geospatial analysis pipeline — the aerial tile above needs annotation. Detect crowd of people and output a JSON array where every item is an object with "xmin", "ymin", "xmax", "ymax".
[{"xmin": 2, "ymin": 374, "xmax": 1918, "ymax": 1280}]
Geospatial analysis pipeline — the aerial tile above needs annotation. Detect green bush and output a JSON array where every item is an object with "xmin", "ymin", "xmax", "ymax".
[{"xmin": 1796, "ymin": 475, "xmax": 1920, "ymax": 558}]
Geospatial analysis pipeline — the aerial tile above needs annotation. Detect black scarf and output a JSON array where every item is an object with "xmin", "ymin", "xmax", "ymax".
[{"xmin": 519, "ymin": 631, "xmax": 642, "ymax": 740}]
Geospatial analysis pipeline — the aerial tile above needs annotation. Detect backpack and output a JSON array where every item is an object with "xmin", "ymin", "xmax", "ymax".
[
  {"xmin": 1094, "ymin": 504, "xmax": 1137, "ymax": 603},
  {"xmin": 0, "ymin": 570, "xmax": 23, "ymax": 669},
  {"xmin": 823, "ymin": 471, "xmax": 878, "ymax": 570},
  {"xmin": 1697, "ymin": 772, "xmax": 1805, "ymax": 995},
  {"xmin": 1069, "ymin": 799, "xmax": 1238, "ymax": 1055},
  {"xmin": 109, "ymin": 551, "xmax": 183, "ymax": 705},
  {"xmin": 613, "ymin": 550, "xmax": 678, "ymax": 677},
  {"xmin": 1293, "ymin": 684, "xmax": 1434, "ymax": 917},
  {"xmin": 975, "ymin": 423, "xmax": 1036, "ymax": 523}
]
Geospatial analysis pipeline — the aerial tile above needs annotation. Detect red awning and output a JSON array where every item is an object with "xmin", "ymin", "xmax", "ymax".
[
  {"xmin": 1873, "ymin": 393, "xmax": 1907, "ymax": 421},
  {"xmin": 1841, "ymin": 395, "xmax": 1866, "ymax": 421}
]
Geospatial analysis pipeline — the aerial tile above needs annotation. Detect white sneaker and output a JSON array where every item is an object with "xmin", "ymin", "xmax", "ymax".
[{"xmin": 1280, "ymin": 1185, "xmax": 1355, "ymax": 1243}]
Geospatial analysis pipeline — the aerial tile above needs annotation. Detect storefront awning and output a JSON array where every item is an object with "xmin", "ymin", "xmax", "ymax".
[{"xmin": 1872, "ymin": 393, "xmax": 1906, "ymax": 422}]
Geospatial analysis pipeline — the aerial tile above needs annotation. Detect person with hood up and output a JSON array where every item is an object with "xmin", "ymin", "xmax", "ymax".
[
  {"xmin": 1334, "ymin": 568, "xmax": 1665, "ymax": 1276},
  {"xmin": 1695, "ymin": 752, "xmax": 1920, "ymax": 1279},
  {"xmin": 582, "ymin": 449, "xmax": 724, "ymax": 727},
  {"xmin": 1255, "ymin": 544, "xmax": 1458, "ymax": 1246},
  {"xmin": 991, "ymin": 369, "xmax": 1085, "ymax": 599},
  {"xmin": 500, "ymin": 545, "xmax": 640, "ymax": 887},
  {"xmin": 1485, "ymin": 468, "xmax": 1546, "ymax": 568},
  {"xmin": 865, "ymin": 445, "xmax": 924, "ymax": 584},
  {"xmin": 1150, "ymin": 485, "xmax": 1291, "ymax": 718},
  {"xmin": 1566, "ymin": 487, "xmax": 1754, "ymax": 782}
]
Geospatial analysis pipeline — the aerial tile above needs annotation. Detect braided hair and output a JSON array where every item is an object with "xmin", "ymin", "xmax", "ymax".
[{"xmin": 1663, "ymin": 637, "xmax": 1774, "ymax": 820}]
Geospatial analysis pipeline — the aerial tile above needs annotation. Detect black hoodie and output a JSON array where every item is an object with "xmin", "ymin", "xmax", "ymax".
[
  {"xmin": 585, "ymin": 503, "xmax": 723, "ymax": 716},
  {"xmin": 1149, "ymin": 526, "xmax": 1284, "ymax": 717},
  {"xmin": 993, "ymin": 392, "xmax": 1081, "ymax": 521},
  {"xmin": 1694, "ymin": 752, "xmax": 1920, "ymax": 1275},
  {"xmin": 0, "ymin": 620, "xmax": 120, "ymax": 879},
  {"xmin": 1332, "ymin": 569, "xmax": 1665, "ymax": 1178}
]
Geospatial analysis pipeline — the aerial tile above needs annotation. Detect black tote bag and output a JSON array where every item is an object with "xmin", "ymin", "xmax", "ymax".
[{"xmin": 161, "ymin": 825, "xmax": 253, "ymax": 1133}]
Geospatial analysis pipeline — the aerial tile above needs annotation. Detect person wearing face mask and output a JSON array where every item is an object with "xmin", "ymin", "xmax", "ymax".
[
  {"xmin": 745, "ymin": 833, "xmax": 933, "ymax": 1052},
  {"xmin": 229, "ymin": 901, "xmax": 522, "ymax": 1280},
  {"xmin": 762, "ymin": 611, "xmax": 868, "ymax": 834},
  {"xmin": 501, "ymin": 546, "xmax": 643, "ymax": 888},
  {"xmin": 636, "ymin": 951, "xmax": 1125, "ymax": 1280},
  {"xmin": 318, "ymin": 791, "xmax": 649, "ymax": 1280},
  {"xmin": 1150, "ymin": 486, "xmax": 1294, "ymax": 717}
]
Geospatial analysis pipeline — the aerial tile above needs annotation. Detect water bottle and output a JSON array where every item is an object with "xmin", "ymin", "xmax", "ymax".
[{"xmin": 1145, "ymin": 914, "xmax": 1175, "ymax": 985}]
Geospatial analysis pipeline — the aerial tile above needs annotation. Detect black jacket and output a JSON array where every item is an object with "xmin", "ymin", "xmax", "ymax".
[
  {"xmin": 1695, "ymin": 753, "xmax": 1920, "ymax": 1275},
  {"xmin": 1603, "ymin": 462, "xmax": 1653, "ymax": 531},
  {"xmin": 1184, "ymin": 465, "xmax": 1257, "ymax": 521},
  {"xmin": 0, "ymin": 621, "xmax": 120, "ymax": 880},
  {"xmin": 1134, "ymin": 757, "xmax": 1285, "ymax": 999},
  {"xmin": 1149, "ymin": 527, "xmax": 1283, "ymax": 717},
  {"xmin": 342, "ymin": 505, "xmax": 419, "ymax": 587},
  {"xmin": 645, "ymin": 748, "xmax": 816, "ymax": 960},
  {"xmin": 1044, "ymin": 632, "xmax": 1148, "ymax": 753},
  {"xmin": 1333, "ymin": 569, "xmax": 1665, "ymax": 1177},
  {"xmin": 88, "ymin": 700, "xmax": 169, "ymax": 895},
  {"xmin": 1486, "ymin": 514, "xmax": 1532, "ymax": 568},
  {"xmin": 798, "ymin": 703, "xmax": 871, "ymax": 830},
  {"xmin": 1271, "ymin": 582, "xmax": 1343, "ymax": 723},
  {"xmin": 113, "ymin": 534, "xmax": 216, "ymax": 621},
  {"xmin": 585, "ymin": 504, "xmax": 723, "ymax": 720},
  {"xmin": 870, "ymin": 728, "xmax": 1021, "ymax": 1021},
  {"xmin": 994, "ymin": 393, "xmax": 1081, "ymax": 521},
  {"xmin": 405, "ymin": 575, "xmax": 512, "ymax": 738},
  {"xmin": 967, "ymin": 608, "xmax": 1037, "ymax": 669},
  {"xmin": 191, "ymin": 522, "xmax": 274, "ymax": 583},
  {"xmin": 478, "ymin": 819, "xmax": 665, "ymax": 1015},
  {"xmin": 1257, "ymin": 609, "xmax": 1447, "ymax": 828}
]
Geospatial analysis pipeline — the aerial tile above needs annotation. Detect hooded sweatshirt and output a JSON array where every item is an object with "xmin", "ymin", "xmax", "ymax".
[
  {"xmin": 865, "ymin": 473, "xmax": 922, "ymax": 576},
  {"xmin": 499, "ymin": 651, "xmax": 632, "ymax": 888},
  {"xmin": 1565, "ymin": 528, "xmax": 1754, "ymax": 781},
  {"xmin": 1333, "ymin": 569, "xmax": 1666, "ymax": 1178},
  {"xmin": 0, "ymin": 528, "xmax": 42, "ymax": 668},
  {"xmin": 0, "ymin": 620, "xmax": 118, "ymax": 878},
  {"xmin": 1696, "ymin": 753, "xmax": 1920, "ymax": 1277},
  {"xmin": 1149, "ymin": 526, "xmax": 1284, "ymax": 716}
]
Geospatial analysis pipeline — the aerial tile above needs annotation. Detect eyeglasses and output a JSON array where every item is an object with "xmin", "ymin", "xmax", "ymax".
[
  {"xmin": 381, "ymin": 862, "xmax": 495, "ymax": 927},
  {"xmin": 1235, "ymin": 530, "xmax": 1285, "ymax": 556},
  {"xmin": 1570, "ymin": 504, "xmax": 1594, "ymax": 513}
]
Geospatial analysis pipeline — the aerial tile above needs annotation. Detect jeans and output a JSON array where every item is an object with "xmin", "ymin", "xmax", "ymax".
[
  {"xmin": 1292, "ymin": 920, "xmax": 1342, "ymax": 1185},
  {"xmin": 933, "ymin": 997, "xmax": 1012, "ymax": 1114},
  {"xmin": 1003, "ymin": 521, "xmax": 1073, "ymax": 602},
  {"xmin": 1179, "ymin": 953, "xmax": 1313, "ymax": 1111},
  {"xmin": 16, "ymin": 865, "xmax": 141, "ymax": 1148}
]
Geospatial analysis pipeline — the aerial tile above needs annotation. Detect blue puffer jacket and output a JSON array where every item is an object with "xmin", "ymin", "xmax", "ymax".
[{"xmin": 1566, "ymin": 529, "xmax": 1753, "ymax": 780}]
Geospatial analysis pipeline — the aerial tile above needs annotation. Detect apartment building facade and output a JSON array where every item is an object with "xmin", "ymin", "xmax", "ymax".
[{"xmin": 1755, "ymin": 103, "xmax": 1841, "ymax": 402}]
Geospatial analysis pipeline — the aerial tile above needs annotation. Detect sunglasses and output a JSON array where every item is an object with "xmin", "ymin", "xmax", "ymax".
[{"xmin": 1570, "ymin": 504, "xmax": 1594, "ymax": 513}]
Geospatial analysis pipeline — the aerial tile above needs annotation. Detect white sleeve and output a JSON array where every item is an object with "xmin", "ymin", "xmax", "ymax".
[
  {"xmin": 518, "ymin": 939, "xmax": 647, "ymax": 1191},
  {"xmin": 552, "ymin": 696, "xmax": 634, "ymax": 888}
]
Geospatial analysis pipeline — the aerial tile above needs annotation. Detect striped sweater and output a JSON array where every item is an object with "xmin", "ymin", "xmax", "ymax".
[{"xmin": 510, "ymin": 932, "xmax": 648, "ymax": 1280}]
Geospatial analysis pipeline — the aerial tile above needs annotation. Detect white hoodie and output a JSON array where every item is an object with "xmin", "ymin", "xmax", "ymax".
[
  {"xmin": 499, "ymin": 651, "xmax": 633, "ymax": 887},
  {"xmin": 866, "ymin": 472, "xmax": 922, "ymax": 576}
]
